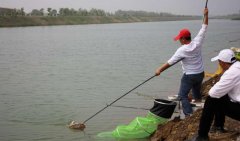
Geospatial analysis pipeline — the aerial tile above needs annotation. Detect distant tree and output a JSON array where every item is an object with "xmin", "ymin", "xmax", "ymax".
[
  {"xmin": 89, "ymin": 8, "xmax": 106, "ymax": 16},
  {"xmin": 16, "ymin": 9, "xmax": 21, "ymax": 16},
  {"xmin": 78, "ymin": 8, "xmax": 88, "ymax": 16},
  {"xmin": 20, "ymin": 7, "xmax": 25, "ymax": 16},
  {"xmin": 40, "ymin": 8, "xmax": 44, "ymax": 16},
  {"xmin": 47, "ymin": 8, "xmax": 52, "ymax": 16},
  {"xmin": 89, "ymin": 8, "xmax": 97, "ymax": 16},
  {"xmin": 47, "ymin": 8, "xmax": 58, "ymax": 16},
  {"xmin": 31, "ymin": 9, "xmax": 43, "ymax": 16},
  {"xmin": 96, "ymin": 9, "xmax": 106, "ymax": 16},
  {"xmin": 31, "ymin": 9, "xmax": 39, "ymax": 16},
  {"xmin": 114, "ymin": 10, "xmax": 173, "ymax": 17},
  {"xmin": 51, "ymin": 9, "xmax": 57, "ymax": 16},
  {"xmin": 11, "ymin": 8, "xmax": 18, "ymax": 16},
  {"xmin": 59, "ymin": 8, "xmax": 70, "ymax": 16},
  {"xmin": 59, "ymin": 8, "xmax": 64, "ymax": 16},
  {"xmin": 70, "ymin": 8, "xmax": 77, "ymax": 16},
  {"xmin": 64, "ymin": 8, "xmax": 70, "ymax": 16}
]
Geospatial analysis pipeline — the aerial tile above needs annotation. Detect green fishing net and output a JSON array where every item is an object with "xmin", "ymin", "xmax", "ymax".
[{"xmin": 97, "ymin": 112, "xmax": 168, "ymax": 139}]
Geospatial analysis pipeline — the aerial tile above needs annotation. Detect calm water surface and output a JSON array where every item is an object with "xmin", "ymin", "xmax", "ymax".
[{"xmin": 0, "ymin": 20, "xmax": 240, "ymax": 141}]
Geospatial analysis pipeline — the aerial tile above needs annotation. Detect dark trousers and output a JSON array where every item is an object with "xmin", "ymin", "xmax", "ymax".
[
  {"xmin": 198, "ymin": 95, "xmax": 240, "ymax": 137},
  {"xmin": 178, "ymin": 72, "xmax": 204, "ymax": 115}
]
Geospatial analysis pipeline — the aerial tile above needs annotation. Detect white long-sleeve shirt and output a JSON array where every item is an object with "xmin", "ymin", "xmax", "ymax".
[
  {"xmin": 168, "ymin": 24, "xmax": 208, "ymax": 74},
  {"xmin": 209, "ymin": 61, "xmax": 240, "ymax": 102}
]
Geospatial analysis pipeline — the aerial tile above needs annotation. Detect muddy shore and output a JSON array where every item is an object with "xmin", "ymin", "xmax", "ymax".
[{"xmin": 151, "ymin": 75, "xmax": 240, "ymax": 141}]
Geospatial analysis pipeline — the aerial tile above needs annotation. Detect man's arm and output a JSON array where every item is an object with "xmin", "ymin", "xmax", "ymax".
[
  {"xmin": 192, "ymin": 8, "xmax": 208, "ymax": 43},
  {"xmin": 209, "ymin": 71, "xmax": 236, "ymax": 98},
  {"xmin": 155, "ymin": 63, "xmax": 171, "ymax": 76},
  {"xmin": 155, "ymin": 47, "xmax": 184, "ymax": 76}
]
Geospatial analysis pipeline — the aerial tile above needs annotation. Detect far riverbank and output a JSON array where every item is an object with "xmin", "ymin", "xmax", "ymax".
[{"xmin": 0, "ymin": 16, "xmax": 201, "ymax": 27}]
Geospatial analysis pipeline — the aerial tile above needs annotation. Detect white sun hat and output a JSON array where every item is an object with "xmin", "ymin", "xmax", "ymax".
[{"xmin": 211, "ymin": 49, "xmax": 236, "ymax": 63}]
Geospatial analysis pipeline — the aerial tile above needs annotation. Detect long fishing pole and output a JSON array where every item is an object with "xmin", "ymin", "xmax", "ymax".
[
  {"xmin": 82, "ymin": 74, "xmax": 156, "ymax": 124},
  {"xmin": 111, "ymin": 105, "xmax": 150, "ymax": 110},
  {"xmin": 205, "ymin": 0, "xmax": 208, "ymax": 8}
]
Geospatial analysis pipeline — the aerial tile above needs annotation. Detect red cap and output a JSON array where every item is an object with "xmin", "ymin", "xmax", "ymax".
[{"xmin": 174, "ymin": 29, "xmax": 191, "ymax": 41}]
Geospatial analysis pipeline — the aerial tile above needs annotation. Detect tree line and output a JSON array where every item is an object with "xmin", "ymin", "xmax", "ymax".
[
  {"xmin": 0, "ymin": 7, "xmax": 175, "ymax": 17},
  {"xmin": 31, "ymin": 8, "xmax": 175, "ymax": 17},
  {"xmin": 0, "ymin": 7, "xmax": 25, "ymax": 16}
]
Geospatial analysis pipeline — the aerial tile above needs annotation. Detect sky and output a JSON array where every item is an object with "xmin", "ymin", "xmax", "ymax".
[{"xmin": 0, "ymin": 0, "xmax": 240, "ymax": 16}]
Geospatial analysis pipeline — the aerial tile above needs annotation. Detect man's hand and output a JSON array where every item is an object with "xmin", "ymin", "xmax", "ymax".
[
  {"xmin": 203, "ymin": 8, "xmax": 208, "ymax": 25},
  {"xmin": 204, "ymin": 8, "xmax": 208, "ymax": 16},
  {"xmin": 155, "ymin": 68, "xmax": 162, "ymax": 76}
]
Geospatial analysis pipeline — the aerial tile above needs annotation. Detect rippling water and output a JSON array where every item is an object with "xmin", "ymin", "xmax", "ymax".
[{"xmin": 0, "ymin": 20, "xmax": 240, "ymax": 141}]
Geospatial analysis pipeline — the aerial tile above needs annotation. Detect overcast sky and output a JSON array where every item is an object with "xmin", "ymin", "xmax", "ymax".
[{"xmin": 0, "ymin": 0, "xmax": 240, "ymax": 16}]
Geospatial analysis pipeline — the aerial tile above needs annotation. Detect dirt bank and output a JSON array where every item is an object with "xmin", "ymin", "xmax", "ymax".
[{"xmin": 151, "ymin": 75, "xmax": 240, "ymax": 141}]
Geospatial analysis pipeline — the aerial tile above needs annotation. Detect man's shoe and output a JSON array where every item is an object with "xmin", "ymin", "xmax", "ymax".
[
  {"xmin": 191, "ymin": 99, "xmax": 204, "ymax": 107},
  {"xmin": 209, "ymin": 126, "xmax": 226, "ymax": 133},
  {"xmin": 191, "ymin": 135, "xmax": 209, "ymax": 141}
]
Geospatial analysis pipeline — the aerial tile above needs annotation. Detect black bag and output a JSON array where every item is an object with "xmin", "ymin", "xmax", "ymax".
[{"xmin": 150, "ymin": 99, "xmax": 177, "ymax": 118}]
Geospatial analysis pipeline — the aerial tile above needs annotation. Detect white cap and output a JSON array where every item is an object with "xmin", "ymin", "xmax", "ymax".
[{"xmin": 211, "ymin": 49, "xmax": 236, "ymax": 63}]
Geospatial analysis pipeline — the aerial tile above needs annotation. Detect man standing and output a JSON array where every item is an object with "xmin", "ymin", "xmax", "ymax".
[
  {"xmin": 155, "ymin": 8, "xmax": 208, "ymax": 116},
  {"xmin": 193, "ymin": 49, "xmax": 240, "ymax": 141}
]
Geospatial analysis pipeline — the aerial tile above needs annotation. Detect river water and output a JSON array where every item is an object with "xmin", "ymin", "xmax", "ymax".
[{"xmin": 0, "ymin": 20, "xmax": 240, "ymax": 141}]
